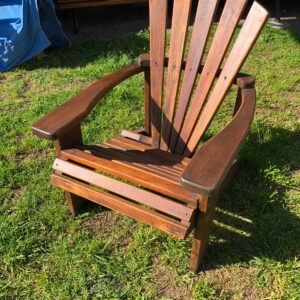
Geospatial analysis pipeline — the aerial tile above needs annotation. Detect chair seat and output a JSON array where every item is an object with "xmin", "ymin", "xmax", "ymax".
[{"xmin": 51, "ymin": 134, "xmax": 197, "ymax": 239}]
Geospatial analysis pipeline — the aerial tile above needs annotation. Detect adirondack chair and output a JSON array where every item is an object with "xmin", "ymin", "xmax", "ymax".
[{"xmin": 32, "ymin": 0, "xmax": 268, "ymax": 272}]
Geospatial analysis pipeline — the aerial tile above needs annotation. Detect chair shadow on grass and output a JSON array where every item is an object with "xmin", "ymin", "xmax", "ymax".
[{"xmin": 204, "ymin": 126, "xmax": 300, "ymax": 269}]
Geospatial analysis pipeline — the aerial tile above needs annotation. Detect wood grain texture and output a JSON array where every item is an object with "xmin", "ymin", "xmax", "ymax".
[
  {"xmin": 108, "ymin": 134, "xmax": 190, "ymax": 166},
  {"xmin": 169, "ymin": 0, "xmax": 219, "ymax": 152},
  {"xmin": 139, "ymin": 53, "xmax": 255, "ymax": 89},
  {"xmin": 121, "ymin": 130, "xmax": 152, "ymax": 145},
  {"xmin": 103, "ymin": 138, "xmax": 183, "ymax": 175},
  {"xmin": 51, "ymin": 173, "xmax": 190, "ymax": 239},
  {"xmin": 32, "ymin": 63, "xmax": 143, "ymax": 140},
  {"xmin": 149, "ymin": 0, "xmax": 168, "ymax": 148},
  {"xmin": 185, "ymin": 3, "xmax": 268, "ymax": 155},
  {"xmin": 189, "ymin": 194, "xmax": 217, "ymax": 273},
  {"xmin": 181, "ymin": 88, "xmax": 256, "ymax": 196},
  {"xmin": 33, "ymin": 0, "xmax": 269, "ymax": 273},
  {"xmin": 160, "ymin": 0, "xmax": 192, "ymax": 151},
  {"xmin": 175, "ymin": 0, "xmax": 248, "ymax": 155},
  {"xmin": 92, "ymin": 141, "xmax": 182, "ymax": 180},
  {"xmin": 54, "ymin": 125, "xmax": 87, "ymax": 216},
  {"xmin": 53, "ymin": 158, "xmax": 194, "ymax": 221},
  {"xmin": 108, "ymin": 135, "xmax": 186, "ymax": 167},
  {"xmin": 89, "ymin": 138, "xmax": 186, "ymax": 175},
  {"xmin": 60, "ymin": 147, "xmax": 197, "ymax": 206}
]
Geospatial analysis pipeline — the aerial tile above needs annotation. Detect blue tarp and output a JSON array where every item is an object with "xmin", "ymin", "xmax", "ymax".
[{"xmin": 0, "ymin": 0, "xmax": 70, "ymax": 72}]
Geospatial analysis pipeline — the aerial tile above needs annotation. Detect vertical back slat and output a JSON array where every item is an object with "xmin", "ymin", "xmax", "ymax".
[
  {"xmin": 175, "ymin": 0, "xmax": 248, "ymax": 155},
  {"xmin": 185, "ymin": 2, "xmax": 269, "ymax": 155},
  {"xmin": 169, "ymin": 0, "xmax": 219, "ymax": 152},
  {"xmin": 160, "ymin": 0, "xmax": 192, "ymax": 151},
  {"xmin": 149, "ymin": 0, "xmax": 168, "ymax": 148}
]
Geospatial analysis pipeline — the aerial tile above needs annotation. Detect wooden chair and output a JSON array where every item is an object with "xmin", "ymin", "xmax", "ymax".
[{"xmin": 33, "ymin": 0, "xmax": 268, "ymax": 272}]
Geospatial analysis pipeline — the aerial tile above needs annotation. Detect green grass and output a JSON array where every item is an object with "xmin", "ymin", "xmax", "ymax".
[{"xmin": 0, "ymin": 25, "xmax": 299, "ymax": 299}]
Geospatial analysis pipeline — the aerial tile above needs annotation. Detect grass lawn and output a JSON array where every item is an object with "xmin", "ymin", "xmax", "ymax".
[{"xmin": 0, "ymin": 25, "xmax": 299, "ymax": 299}]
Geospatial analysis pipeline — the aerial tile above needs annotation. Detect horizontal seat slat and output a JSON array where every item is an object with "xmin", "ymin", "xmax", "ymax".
[
  {"xmin": 100, "ymin": 141, "xmax": 183, "ymax": 176},
  {"xmin": 53, "ymin": 158, "xmax": 194, "ymax": 221},
  {"xmin": 60, "ymin": 148, "xmax": 197, "ymax": 207},
  {"xmin": 51, "ymin": 173, "xmax": 190, "ymax": 239},
  {"xmin": 81, "ymin": 144, "xmax": 181, "ymax": 181},
  {"xmin": 108, "ymin": 136, "xmax": 185, "ymax": 172},
  {"xmin": 112, "ymin": 135, "xmax": 191, "ymax": 166}
]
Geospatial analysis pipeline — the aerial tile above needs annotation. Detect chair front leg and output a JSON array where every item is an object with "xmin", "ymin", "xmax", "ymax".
[
  {"xmin": 189, "ymin": 194, "xmax": 217, "ymax": 273},
  {"xmin": 54, "ymin": 124, "xmax": 87, "ymax": 216}
]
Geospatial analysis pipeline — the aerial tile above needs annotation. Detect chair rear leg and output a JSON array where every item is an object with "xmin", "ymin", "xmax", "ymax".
[{"xmin": 189, "ymin": 195, "xmax": 216, "ymax": 273}]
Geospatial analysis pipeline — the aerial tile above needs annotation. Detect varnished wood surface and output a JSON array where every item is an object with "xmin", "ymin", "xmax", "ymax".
[
  {"xmin": 32, "ymin": 0, "xmax": 269, "ymax": 273},
  {"xmin": 185, "ymin": 2, "xmax": 268, "ymax": 155},
  {"xmin": 53, "ymin": 158, "xmax": 194, "ymax": 221},
  {"xmin": 121, "ymin": 130, "xmax": 152, "ymax": 146},
  {"xmin": 54, "ymin": 125, "xmax": 87, "ymax": 215},
  {"xmin": 169, "ymin": 0, "xmax": 219, "ymax": 152},
  {"xmin": 160, "ymin": 0, "xmax": 192, "ymax": 151},
  {"xmin": 149, "ymin": 0, "xmax": 168, "ymax": 148},
  {"xmin": 51, "ymin": 173, "xmax": 190, "ymax": 239},
  {"xmin": 175, "ymin": 0, "xmax": 248, "ymax": 155},
  {"xmin": 32, "ymin": 64, "xmax": 143, "ymax": 140},
  {"xmin": 189, "ymin": 194, "xmax": 216, "ymax": 273},
  {"xmin": 138, "ymin": 53, "xmax": 255, "ymax": 90},
  {"xmin": 181, "ymin": 88, "xmax": 256, "ymax": 196},
  {"xmin": 60, "ymin": 136, "xmax": 197, "ymax": 206}
]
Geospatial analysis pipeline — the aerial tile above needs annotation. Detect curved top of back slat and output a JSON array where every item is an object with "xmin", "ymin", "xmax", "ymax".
[{"xmin": 148, "ymin": 0, "xmax": 269, "ymax": 156}]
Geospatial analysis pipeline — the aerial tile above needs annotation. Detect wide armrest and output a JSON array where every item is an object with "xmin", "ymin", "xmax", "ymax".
[
  {"xmin": 181, "ymin": 88, "xmax": 256, "ymax": 196},
  {"xmin": 32, "ymin": 63, "xmax": 143, "ymax": 140}
]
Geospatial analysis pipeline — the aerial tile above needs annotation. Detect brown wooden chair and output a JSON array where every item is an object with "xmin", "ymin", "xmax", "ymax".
[{"xmin": 32, "ymin": 0, "xmax": 268, "ymax": 273}]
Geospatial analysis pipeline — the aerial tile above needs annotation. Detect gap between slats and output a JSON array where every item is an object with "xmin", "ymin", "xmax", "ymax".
[
  {"xmin": 51, "ymin": 173, "xmax": 190, "ymax": 239},
  {"xmin": 185, "ymin": 1, "xmax": 269, "ymax": 155},
  {"xmin": 79, "ymin": 144, "xmax": 182, "ymax": 182},
  {"xmin": 149, "ymin": 0, "xmax": 168, "ymax": 148},
  {"xmin": 160, "ymin": 0, "xmax": 192, "ymax": 151},
  {"xmin": 169, "ymin": 0, "xmax": 219, "ymax": 152},
  {"xmin": 102, "ymin": 142, "xmax": 183, "ymax": 177},
  {"xmin": 104, "ymin": 136, "xmax": 184, "ymax": 173},
  {"xmin": 53, "ymin": 158, "xmax": 194, "ymax": 221},
  {"xmin": 60, "ymin": 148, "xmax": 197, "ymax": 206},
  {"xmin": 174, "ymin": 0, "xmax": 248, "ymax": 155}
]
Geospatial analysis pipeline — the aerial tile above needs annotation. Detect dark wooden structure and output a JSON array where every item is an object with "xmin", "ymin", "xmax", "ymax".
[
  {"xmin": 56, "ymin": 0, "xmax": 148, "ymax": 33},
  {"xmin": 56, "ymin": 0, "xmax": 147, "ymax": 9},
  {"xmin": 33, "ymin": 0, "xmax": 268, "ymax": 272}
]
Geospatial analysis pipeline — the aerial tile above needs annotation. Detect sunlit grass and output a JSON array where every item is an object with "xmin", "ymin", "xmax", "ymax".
[{"xmin": 0, "ymin": 25, "xmax": 299, "ymax": 299}]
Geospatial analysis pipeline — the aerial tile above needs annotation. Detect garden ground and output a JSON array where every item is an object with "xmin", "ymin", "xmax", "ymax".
[{"xmin": 0, "ymin": 22, "xmax": 299, "ymax": 299}]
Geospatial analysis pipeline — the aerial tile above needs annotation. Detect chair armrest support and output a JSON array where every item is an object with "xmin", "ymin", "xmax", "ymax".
[
  {"xmin": 32, "ymin": 63, "xmax": 143, "ymax": 140},
  {"xmin": 181, "ymin": 88, "xmax": 256, "ymax": 196}
]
